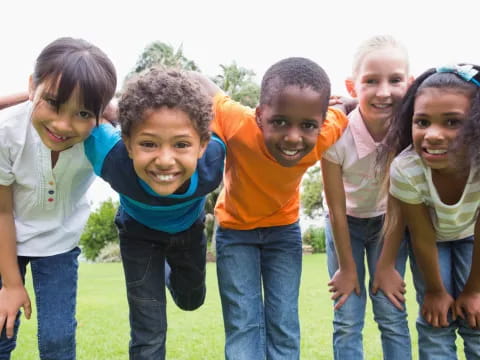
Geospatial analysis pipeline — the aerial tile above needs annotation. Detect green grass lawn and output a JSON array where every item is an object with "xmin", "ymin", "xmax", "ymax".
[{"xmin": 12, "ymin": 254, "xmax": 465, "ymax": 359}]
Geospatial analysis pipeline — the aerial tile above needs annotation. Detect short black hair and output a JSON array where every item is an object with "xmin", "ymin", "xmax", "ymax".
[
  {"xmin": 119, "ymin": 67, "xmax": 212, "ymax": 142},
  {"xmin": 33, "ymin": 37, "xmax": 117, "ymax": 123},
  {"xmin": 260, "ymin": 57, "xmax": 331, "ymax": 114}
]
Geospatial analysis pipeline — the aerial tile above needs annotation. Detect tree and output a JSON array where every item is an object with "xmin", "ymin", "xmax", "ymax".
[
  {"xmin": 80, "ymin": 199, "xmax": 119, "ymax": 261},
  {"xmin": 301, "ymin": 164, "xmax": 324, "ymax": 218},
  {"xmin": 126, "ymin": 41, "xmax": 199, "ymax": 81},
  {"xmin": 213, "ymin": 62, "xmax": 260, "ymax": 107}
]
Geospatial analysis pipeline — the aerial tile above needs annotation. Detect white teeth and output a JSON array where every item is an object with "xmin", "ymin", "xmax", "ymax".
[
  {"xmin": 373, "ymin": 104, "xmax": 391, "ymax": 109},
  {"xmin": 155, "ymin": 174, "xmax": 175, "ymax": 181},
  {"xmin": 282, "ymin": 149, "xmax": 299, "ymax": 156},
  {"xmin": 426, "ymin": 149, "xmax": 447, "ymax": 155}
]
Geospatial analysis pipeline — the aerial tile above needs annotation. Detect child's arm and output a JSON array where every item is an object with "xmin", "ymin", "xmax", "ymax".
[
  {"xmin": 0, "ymin": 185, "xmax": 31, "ymax": 338},
  {"xmin": 188, "ymin": 72, "xmax": 223, "ymax": 97},
  {"xmin": 0, "ymin": 92, "xmax": 29, "ymax": 110},
  {"xmin": 454, "ymin": 214, "xmax": 480, "ymax": 328},
  {"xmin": 372, "ymin": 195, "xmax": 407, "ymax": 310},
  {"xmin": 400, "ymin": 200, "xmax": 454, "ymax": 328},
  {"xmin": 321, "ymin": 158, "xmax": 360, "ymax": 310}
]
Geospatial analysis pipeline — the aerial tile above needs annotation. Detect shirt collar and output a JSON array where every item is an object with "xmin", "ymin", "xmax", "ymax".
[{"xmin": 349, "ymin": 107, "xmax": 380, "ymax": 159}]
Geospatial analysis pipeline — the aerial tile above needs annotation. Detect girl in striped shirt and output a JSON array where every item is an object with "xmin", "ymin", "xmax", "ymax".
[{"xmin": 380, "ymin": 64, "xmax": 480, "ymax": 359}]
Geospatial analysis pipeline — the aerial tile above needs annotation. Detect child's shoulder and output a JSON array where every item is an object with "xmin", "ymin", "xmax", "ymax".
[{"xmin": 0, "ymin": 101, "xmax": 33, "ymax": 144}]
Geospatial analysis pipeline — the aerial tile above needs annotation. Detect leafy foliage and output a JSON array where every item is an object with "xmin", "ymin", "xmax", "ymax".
[
  {"xmin": 80, "ymin": 199, "xmax": 119, "ymax": 261},
  {"xmin": 302, "ymin": 226, "xmax": 326, "ymax": 253},
  {"xmin": 301, "ymin": 164, "xmax": 324, "ymax": 218},
  {"xmin": 126, "ymin": 41, "xmax": 199, "ymax": 81},
  {"xmin": 213, "ymin": 62, "xmax": 260, "ymax": 107}
]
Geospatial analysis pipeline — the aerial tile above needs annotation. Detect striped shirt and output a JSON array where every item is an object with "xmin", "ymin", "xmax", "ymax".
[{"xmin": 390, "ymin": 147, "xmax": 480, "ymax": 241}]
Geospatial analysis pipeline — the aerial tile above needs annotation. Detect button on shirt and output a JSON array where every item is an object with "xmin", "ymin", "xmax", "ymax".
[
  {"xmin": 0, "ymin": 102, "xmax": 95, "ymax": 256},
  {"xmin": 323, "ymin": 107, "xmax": 386, "ymax": 218}
]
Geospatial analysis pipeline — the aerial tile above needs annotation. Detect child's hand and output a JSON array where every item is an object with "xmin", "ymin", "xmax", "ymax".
[
  {"xmin": 372, "ymin": 265, "xmax": 406, "ymax": 311},
  {"xmin": 454, "ymin": 290, "xmax": 480, "ymax": 328},
  {"xmin": 422, "ymin": 290, "xmax": 455, "ymax": 328},
  {"xmin": 0, "ymin": 285, "xmax": 31, "ymax": 338},
  {"xmin": 100, "ymin": 99, "xmax": 118, "ymax": 126},
  {"xmin": 328, "ymin": 268, "xmax": 361, "ymax": 310},
  {"xmin": 328, "ymin": 95, "xmax": 358, "ymax": 115}
]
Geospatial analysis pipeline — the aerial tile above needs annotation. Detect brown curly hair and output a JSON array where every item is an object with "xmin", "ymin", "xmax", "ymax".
[{"xmin": 119, "ymin": 67, "xmax": 212, "ymax": 142}]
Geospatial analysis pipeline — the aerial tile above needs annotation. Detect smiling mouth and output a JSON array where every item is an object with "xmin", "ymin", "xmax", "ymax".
[
  {"xmin": 149, "ymin": 172, "xmax": 180, "ymax": 182},
  {"xmin": 424, "ymin": 148, "xmax": 447, "ymax": 155},
  {"xmin": 45, "ymin": 126, "xmax": 70, "ymax": 142},
  {"xmin": 372, "ymin": 103, "xmax": 392, "ymax": 109}
]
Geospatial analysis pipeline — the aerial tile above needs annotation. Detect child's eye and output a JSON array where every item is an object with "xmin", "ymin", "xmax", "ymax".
[
  {"xmin": 78, "ymin": 110, "xmax": 94, "ymax": 120},
  {"xmin": 365, "ymin": 79, "xmax": 378, "ymax": 85},
  {"xmin": 446, "ymin": 118, "xmax": 462, "ymax": 128},
  {"xmin": 302, "ymin": 122, "xmax": 319, "ymax": 130},
  {"xmin": 140, "ymin": 141, "xmax": 156, "ymax": 148},
  {"xmin": 272, "ymin": 118, "xmax": 287, "ymax": 127},
  {"xmin": 390, "ymin": 77, "xmax": 403, "ymax": 84},
  {"xmin": 414, "ymin": 119, "xmax": 429, "ymax": 128},
  {"xmin": 175, "ymin": 142, "xmax": 191, "ymax": 149},
  {"xmin": 44, "ymin": 97, "xmax": 58, "ymax": 108}
]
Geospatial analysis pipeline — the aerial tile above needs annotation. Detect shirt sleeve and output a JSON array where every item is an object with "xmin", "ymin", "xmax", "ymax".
[
  {"xmin": 0, "ymin": 137, "xmax": 14, "ymax": 185},
  {"xmin": 389, "ymin": 157, "xmax": 424, "ymax": 204},
  {"xmin": 84, "ymin": 124, "xmax": 122, "ymax": 176},
  {"xmin": 211, "ymin": 93, "xmax": 254, "ymax": 143},
  {"xmin": 315, "ymin": 107, "xmax": 348, "ymax": 159}
]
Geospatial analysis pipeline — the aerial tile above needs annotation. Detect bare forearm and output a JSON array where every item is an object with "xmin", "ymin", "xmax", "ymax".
[
  {"xmin": 0, "ymin": 215, "xmax": 21, "ymax": 286},
  {"xmin": 464, "ymin": 220, "xmax": 480, "ymax": 292},
  {"xmin": 188, "ymin": 72, "xmax": 222, "ymax": 97},
  {"xmin": 0, "ymin": 92, "xmax": 29, "ymax": 110},
  {"xmin": 329, "ymin": 210, "xmax": 356, "ymax": 269}
]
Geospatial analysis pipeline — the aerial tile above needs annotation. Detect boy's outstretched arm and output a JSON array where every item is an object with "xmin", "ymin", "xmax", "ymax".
[
  {"xmin": 400, "ymin": 200, "xmax": 454, "ymax": 328},
  {"xmin": 0, "ymin": 185, "xmax": 31, "ymax": 338},
  {"xmin": 321, "ymin": 158, "xmax": 360, "ymax": 310},
  {"xmin": 372, "ymin": 195, "xmax": 407, "ymax": 310},
  {"xmin": 454, "ymin": 215, "xmax": 480, "ymax": 328},
  {"xmin": 0, "ymin": 92, "xmax": 29, "ymax": 110},
  {"xmin": 188, "ymin": 72, "xmax": 223, "ymax": 98}
]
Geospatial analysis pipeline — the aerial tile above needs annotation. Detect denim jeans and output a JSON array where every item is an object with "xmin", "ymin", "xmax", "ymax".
[
  {"xmin": 116, "ymin": 210, "xmax": 207, "ymax": 360},
  {"xmin": 216, "ymin": 221, "xmax": 302, "ymax": 360},
  {"xmin": 0, "ymin": 247, "xmax": 80, "ymax": 360},
  {"xmin": 410, "ymin": 237, "xmax": 480, "ymax": 360},
  {"xmin": 326, "ymin": 215, "xmax": 411, "ymax": 360}
]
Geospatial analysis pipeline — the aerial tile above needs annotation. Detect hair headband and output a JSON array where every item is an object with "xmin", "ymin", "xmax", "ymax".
[{"xmin": 436, "ymin": 64, "xmax": 480, "ymax": 87}]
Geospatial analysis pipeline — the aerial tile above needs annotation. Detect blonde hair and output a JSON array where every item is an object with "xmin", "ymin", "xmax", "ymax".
[{"xmin": 352, "ymin": 35, "xmax": 409, "ymax": 79}]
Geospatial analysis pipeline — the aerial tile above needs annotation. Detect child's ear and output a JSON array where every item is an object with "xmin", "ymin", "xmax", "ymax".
[
  {"xmin": 255, "ymin": 106, "xmax": 263, "ymax": 129},
  {"xmin": 122, "ymin": 135, "xmax": 133, "ymax": 159},
  {"xmin": 28, "ymin": 75, "xmax": 35, "ymax": 101},
  {"xmin": 345, "ymin": 78, "xmax": 357, "ymax": 98}
]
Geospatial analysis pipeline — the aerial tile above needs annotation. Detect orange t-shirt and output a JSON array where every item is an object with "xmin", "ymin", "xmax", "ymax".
[{"xmin": 212, "ymin": 93, "xmax": 348, "ymax": 230}]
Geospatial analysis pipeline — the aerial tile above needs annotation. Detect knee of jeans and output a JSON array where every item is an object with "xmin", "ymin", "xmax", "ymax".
[
  {"xmin": 371, "ymin": 291, "xmax": 407, "ymax": 319},
  {"xmin": 173, "ymin": 286, "xmax": 206, "ymax": 311},
  {"xmin": 333, "ymin": 302, "xmax": 365, "ymax": 329}
]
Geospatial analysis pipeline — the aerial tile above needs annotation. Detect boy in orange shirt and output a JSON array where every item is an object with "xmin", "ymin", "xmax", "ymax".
[{"xmin": 194, "ymin": 57, "xmax": 347, "ymax": 360}]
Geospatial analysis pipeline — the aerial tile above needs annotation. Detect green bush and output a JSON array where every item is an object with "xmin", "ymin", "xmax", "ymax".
[
  {"xmin": 80, "ymin": 199, "xmax": 119, "ymax": 261},
  {"xmin": 302, "ymin": 226, "xmax": 326, "ymax": 253}
]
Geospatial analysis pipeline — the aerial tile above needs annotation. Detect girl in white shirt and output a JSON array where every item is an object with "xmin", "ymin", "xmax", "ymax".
[
  {"xmin": 381, "ymin": 64, "xmax": 480, "ymax": 359},
  {"xmin": 321, "ymin": 35, "xmax": 413, "ymax": 359},
  {"xmin": 0, "ymin": 37, "xmax": 116, "ymax": 359}
]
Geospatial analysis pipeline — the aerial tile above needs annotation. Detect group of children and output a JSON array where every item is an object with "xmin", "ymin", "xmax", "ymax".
[{"xmin": 0, "ymin": 34, "xmax": 479, "ymax": 360}]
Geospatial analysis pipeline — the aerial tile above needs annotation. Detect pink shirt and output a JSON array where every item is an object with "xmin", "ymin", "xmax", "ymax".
[{"xmin": 323, "ymin": 107, "xmax": 385, "ymax": 218}]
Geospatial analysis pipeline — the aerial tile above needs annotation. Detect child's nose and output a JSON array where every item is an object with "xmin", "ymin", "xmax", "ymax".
[
  {"xmin": 284, "ymin": 128, "xmax": 302, "ymax": 143},
  {"xmin": 425, "ymin": 126, "xmax": 445, "ymax": 142},
  {"xmin": 154, "ymin": 148, "xmax": 175, "ymax": 167},
  {"xmin": 376, "ymin": 82, "xmax": 391, "ymax": 97},
  {"xmin": 53, "ymin": 113, "xmax": 74, "ymax": 133}
]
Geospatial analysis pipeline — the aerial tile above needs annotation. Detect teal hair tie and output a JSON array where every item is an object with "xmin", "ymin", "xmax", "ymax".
[{"xmin": 436, "ymin": 64, "xmax": 480, "ymax": 87}]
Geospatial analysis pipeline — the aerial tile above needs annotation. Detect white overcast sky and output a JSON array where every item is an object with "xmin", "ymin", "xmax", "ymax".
[{"xmin": 2, "ymin": 0, "xmax": 479, "ymax": 206}]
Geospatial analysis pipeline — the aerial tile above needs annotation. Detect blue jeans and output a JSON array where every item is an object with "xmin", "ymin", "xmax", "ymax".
[
  {"xmin": 216, "ymin": 221, "xmax": 302, "ymax": 360},
  {"xmin": 0, "ymin": 247, "xmax": 80, "ymax": 360},
  {"xmin": 326, "ymin": 215, "xmax": 411, "ymax": 360},
  {"xmin": 116, "ymin": 209, "xmax": 207, "ymax": 360},
  {"xmin": 410, "ymin": 237, "xmax": 480, "ymax": 360}
]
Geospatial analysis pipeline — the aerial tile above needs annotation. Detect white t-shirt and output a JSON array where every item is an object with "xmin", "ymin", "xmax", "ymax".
[
  {"xmin": 0, "ymin": 102, "xmax": 95, "ymax": 256},
  {"xmin": 323, "ymin": 107, "xmax": 385, "ymax": 218},
  {"xmin": 390, "ymin": 147, "xmax": 480, "ymax": 241}
]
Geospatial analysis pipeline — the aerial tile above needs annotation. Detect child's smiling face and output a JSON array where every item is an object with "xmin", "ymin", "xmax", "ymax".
[
  {"xmin": 412, "ymin": 87, "xmax": 471, "ymax": 174},
  {"xmin": 123, "ymin": 106, "xmax": 207, "ymax": 196},
  {"xmin": 255, "ymin": 85, "xmax": 324, "ymax": 167}
]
